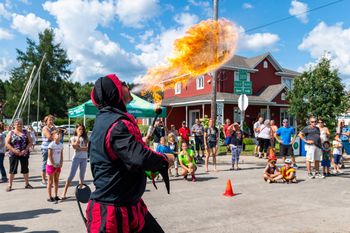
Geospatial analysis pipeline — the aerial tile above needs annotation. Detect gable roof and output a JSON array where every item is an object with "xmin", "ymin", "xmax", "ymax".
[{"xmin": 162, "ymin": 84, "xmax": 288, "ymax": 106}]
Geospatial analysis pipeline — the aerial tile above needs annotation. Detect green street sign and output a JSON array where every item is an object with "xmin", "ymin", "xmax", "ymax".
[
  {"xmin": 234, "ymin": 81, "xmax": 243, "ymax": 87},
  {"xmin": 243, "ymin": 81, "xmax": 252, "ymax": 88},
  {"xmin": 234, "ymin": 87, "xmax": 243, "ymax": 94},
  {"xmin": 243, "ymin": 88, "xmax": 252, "ymax": 95},
  {"xmin": 238, "ymin": 69, "xmax": 248, "ymax": 81}
]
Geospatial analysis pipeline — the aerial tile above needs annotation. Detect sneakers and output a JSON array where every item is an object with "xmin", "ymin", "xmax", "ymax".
[
  {"xmin": 308, "ymin": 173, "xmax": 315, "ymax": 179},
  {"xmin": 315, "ymin": 172, "xmax": 325, "ymax": 179},
  {"xmin": 47, "ymin": 197, "xmax": 55, "ymax": 202},
  {"xmin": 54, "ymin": 196, "xmax": 61, "ymax": 201},
  {"xmin": 191, "ymin": 176, "xmax": 196, "ymax": 182},
  {"xmin": 183, "ymin": 174, "xmax": 188, "ymax": 181},
  {"xmin": 41, "ymin": 180, "xmax": 47, "ymax": 187}
]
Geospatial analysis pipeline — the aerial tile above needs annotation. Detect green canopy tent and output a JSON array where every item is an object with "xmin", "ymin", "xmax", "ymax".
[{"xmin": 68, "ymin": 93, "xmax": 166, "ymax": 124}]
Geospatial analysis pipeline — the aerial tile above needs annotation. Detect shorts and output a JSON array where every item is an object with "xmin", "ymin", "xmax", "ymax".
[
  {"xmin": 46, "ymin": 164, "xmax": 61, "ymax": 175},
  {"xmin": 280, "ymin": 144, "xmax": 294, "ymax": 157},
  {"xmin": 321, "ymin": 160, "xmax": 331, "ymax": 168},
  {"xmin": 333, "ymin": 154, "xmax": 342, "ymax": 165},
  {"xmin": 225, "ymin": 136, "xmax": 231, "ymax": 146},
  {"xmin": 305, "ymin": 144, "xmax": 322, "ymax": 162},
  {"xmin": 9, "ymin": 156, "xmax": 29, "ymax": 174},
  {"xmin": 207, "ymin": 141, "xmax": 217, "ymax": 149},
  {"xmin": 194, "ymin": 136, "xmax": 205, "ymax": 151},
  {"xmin": 270, "ymin": 139, "xmax": 276, "ymax": 148},
  {"xmin": 259, "ymin": 138, "xmax": 270, "ymax": 153}
]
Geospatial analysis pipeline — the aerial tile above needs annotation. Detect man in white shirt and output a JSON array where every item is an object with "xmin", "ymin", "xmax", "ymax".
[{"xmin": 253, "ymin": 116, "xmax": 264, "ymax": 157}]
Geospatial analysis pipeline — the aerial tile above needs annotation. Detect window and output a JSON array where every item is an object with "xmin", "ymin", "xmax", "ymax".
[
  {"xmin": 263, "ymin": 61, "xmax": 268, "ymax": 69},
  {"xmin": 282, "ymin": 77, "xmax": 294, "ymax": 90},
  {"xmin": 196, "ymin": 76, "xmax": 204, "ymax": 89},
  {"xmin": 280, "ymin": 108, "xmax": 295, "ymax": 127},
  {"xmin": 175, "ymin": 82, "xmax": 181, "ymax": 94},
  {"xmin": 281, "ymin": 92, "xmax": 286, "ymax": 101}
]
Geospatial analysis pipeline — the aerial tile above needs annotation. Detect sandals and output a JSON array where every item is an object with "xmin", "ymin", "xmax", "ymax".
[
  {"xmin": 6, "ymin": 186, "xmax": 12, "ymax": 192},
  {"xmin": 25, "ymin": 184, "xmax": 33, "ymax": 189}
]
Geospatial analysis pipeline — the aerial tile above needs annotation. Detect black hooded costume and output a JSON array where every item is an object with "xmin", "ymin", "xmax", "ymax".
[{"xmin": 86, "ymin": 74, "xmax": 168, "ymax": 233}]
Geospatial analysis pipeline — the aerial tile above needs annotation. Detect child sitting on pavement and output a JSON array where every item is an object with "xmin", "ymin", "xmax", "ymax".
[
  {"xmin": 321, "ymin": 141, "xmax": 331, "ymax": 177},
  {"xmin": 178, "ymin": 142, "xmax": 197, "ymax": 182},
  {"xmin": 263, "ymin": 152, "xmax": 280, "ymax": 183},
  {"xmin": 273, "ymin": 159, "xmax": 297, "ymax": 183}
]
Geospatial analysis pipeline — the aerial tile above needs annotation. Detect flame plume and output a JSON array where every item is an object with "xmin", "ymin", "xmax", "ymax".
[{"xmin": 136, "ymin": 18, "xmax": 239, "ymax": 103}]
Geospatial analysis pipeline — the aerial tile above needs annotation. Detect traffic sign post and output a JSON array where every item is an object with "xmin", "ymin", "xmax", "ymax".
[{"xmin": 238, "ymin": 94, "xmax": 249, "ymax": 131}]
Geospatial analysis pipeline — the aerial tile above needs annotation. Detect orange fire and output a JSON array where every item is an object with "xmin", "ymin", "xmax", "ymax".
[{"xmin": 137, "ymin": 18, "xmax": 239, "ymax": 103}]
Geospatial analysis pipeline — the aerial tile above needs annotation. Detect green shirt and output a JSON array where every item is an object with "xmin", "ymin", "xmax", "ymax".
[{"xmin": 178, "ymin": 149, "xmax": 196, "ymax": 166}]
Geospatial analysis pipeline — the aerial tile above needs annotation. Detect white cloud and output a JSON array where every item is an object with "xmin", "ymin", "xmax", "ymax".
[
  {"xmin": 237, "ymin": 26, "xmax": 280, "ymax": 51},
  {"xmin": 242, "ymin": 3, "xmax": 253, "ymax": 9},
  {"xmin": 11, "ymin": 13, "xmax": 51, "ymax": 37},
  {"xmin": 187, "ymin": 0, "xmax": 212, "ymax": 18},
  {"xmin": 136, "ymin": 13, "xmax": 199, "ymax": 68},
  {"xmin": 0, "ymin": 3, "xmax": 11, "ymax": 19},
  {"xmin": 0, "ymin": 56, "xmax": 14, "ymax": 80},
  {"xmin": 115, "ymin": 0, "xmax": 160, "ymax": 28},
  {"xmin": 289, "ymin": 0, "xmax": 308, "ymax": 24},
  {"xmin": 0, "ymin": 28, "xmax": 13, "ymax": 40},
  {"xmin": 43, "ymin": 0, "xmax": 144, "ymax": 82},
  {"xmin": 120, "ymin": 33, "xmax": 135, "ymax": 44},
  {"xmin": 298, "ymin": 22, "xmax": 350, "ymax": 76},
  {"xmin": 139, "ymin": 30, "xmax": 154, "ymax": 43}
]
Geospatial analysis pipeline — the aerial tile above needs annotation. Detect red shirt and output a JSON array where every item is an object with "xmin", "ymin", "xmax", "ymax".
[
  {"xmin": 179, "ymin": 127, "xmax": 190, "ymax": 141},
  {"xmin": 223, "ymin": 124, "xmax": 230, "ymax": 137}
]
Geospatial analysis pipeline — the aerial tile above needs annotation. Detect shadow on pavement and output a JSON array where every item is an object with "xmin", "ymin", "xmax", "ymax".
[
  {"xmin": 26, "ymin": 231, "xmax": 59, "ymax": 233},
  {"xmin": 0, "ymin": 224, "xmax": 27, "ymax": 232},
  {"xmin": 0, "ymin": 209, "xmax": 61, "ymax": 222}
]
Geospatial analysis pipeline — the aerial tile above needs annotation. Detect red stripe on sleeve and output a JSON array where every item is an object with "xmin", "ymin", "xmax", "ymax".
[
  {"xmin": 105, "ymin": 121, "xmax": 119, "ymax": 160},
  {"xmin": 90, "ymin": 202, "xmax": 101, "ymax": 233}
]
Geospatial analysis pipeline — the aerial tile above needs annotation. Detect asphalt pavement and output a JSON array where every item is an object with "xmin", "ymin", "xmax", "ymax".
[{"xmin": 1, "ymin": 143, "xmax": 350, "ymax": 233}]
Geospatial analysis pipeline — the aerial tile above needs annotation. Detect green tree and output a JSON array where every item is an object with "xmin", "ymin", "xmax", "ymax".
[
  {"xmin": 287, "ymin": 57, "xmax": 350, "ymax": 133},
  {"xmin": 5, "ymin": 28, "xmax": 72, "ymax": 121}
]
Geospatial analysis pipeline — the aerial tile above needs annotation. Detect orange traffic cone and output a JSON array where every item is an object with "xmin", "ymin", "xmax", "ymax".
[{"xmin": 223, "ymin": 179, "xmax": 236, "ymax": 197}]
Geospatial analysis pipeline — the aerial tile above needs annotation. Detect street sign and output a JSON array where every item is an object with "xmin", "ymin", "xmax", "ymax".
[
  {"xmin": 243, "ymin": 88, "xmax": 252, "ymax": 95},
  {"xmin": 238, "ymin": 94, "xmax": 249, "ymax": 111},
  {"xmin": 238, "ymin": 69, "xmax": 248, "ymax": 81},
  {"xmin": 234, "ymin": 87, "xmax": 243, "ymax": 94},
  {"xmin": 234, "ymin": 80, "xmax": 243, "ymax": 87},
  {"xmin": 243, "ymin": 81, "xmax": 252, "ymax": 88}
]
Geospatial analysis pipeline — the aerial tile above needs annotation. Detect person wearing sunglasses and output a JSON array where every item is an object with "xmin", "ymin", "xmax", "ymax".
[
  {"xmin": 299, "ymin": 116, "xmax": 323, "ymax": 179},
  {"xmin": 317, "ymin": 119, "xmax": 330, "ymax": 144}
]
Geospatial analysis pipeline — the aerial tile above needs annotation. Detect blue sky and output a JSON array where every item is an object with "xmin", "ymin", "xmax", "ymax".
[{"xmin": 0, "ymin": 0, "xmax": 349, "ymax": 87}]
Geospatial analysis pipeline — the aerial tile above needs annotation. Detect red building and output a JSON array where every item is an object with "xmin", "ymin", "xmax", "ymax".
[{"xmin": 162, "ymin": 52, "xmax": 300, "ymax": 132}]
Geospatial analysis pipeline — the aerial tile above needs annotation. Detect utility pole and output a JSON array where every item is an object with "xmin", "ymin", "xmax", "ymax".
[{"xmin": 210, "ymin": 0, "xmax": 219, "ymax": 123}]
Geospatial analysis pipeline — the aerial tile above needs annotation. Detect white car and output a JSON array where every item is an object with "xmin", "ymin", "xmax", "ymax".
[{"xmin": 57, "ymin": 124, "xmax": 75, "ymax": 135}]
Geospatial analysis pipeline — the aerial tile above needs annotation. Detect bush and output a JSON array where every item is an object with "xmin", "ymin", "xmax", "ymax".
[
  {"xmin": 139, "ymin": 125, "xmax": 149, "ymax": 137},
  {"xmin": 243, "ymin": 137, "xmax": 254, "ymax": 145}
]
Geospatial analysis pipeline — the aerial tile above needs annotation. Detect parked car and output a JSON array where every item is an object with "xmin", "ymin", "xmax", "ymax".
[{"xmin": 57, "ymin": 124, "xmax": 75, "ymax": 135}]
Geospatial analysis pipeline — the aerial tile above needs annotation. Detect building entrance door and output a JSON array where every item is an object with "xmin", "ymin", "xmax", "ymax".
[{"xmin": 189, "ymin": 110, "xmax": 200, "ymax": 132}]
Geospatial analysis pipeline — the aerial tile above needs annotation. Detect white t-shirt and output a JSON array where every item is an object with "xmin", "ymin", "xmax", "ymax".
[
  {"xmin": 253, "ymin": 121, "xmax": 261, "ymax": 138},
  {"xmin": 48, "ymin": 141, "xmax": 63, "ymax": 165},
  {"xmin": 70, "ymin": 136, "xmax": 88, "ymax": 159},
  {"xmin": 258, "ymin": 125, "xmax": 271, "ymax": 139},
  {"xmin": 332, "ymin": 140, "xmax": 342, "ymax": 155}
]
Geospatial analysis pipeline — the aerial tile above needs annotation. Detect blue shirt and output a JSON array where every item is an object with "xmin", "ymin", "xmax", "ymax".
[
  {"xmin": 156, "ymin": 145, "xmax": 173, "ymax": 154},
  {"xmin": 276, "ymin": 126, "xmax": 295, "ymax": 145}
]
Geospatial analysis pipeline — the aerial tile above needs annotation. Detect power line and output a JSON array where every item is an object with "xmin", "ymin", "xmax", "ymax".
[{"xmin": 245, "ymin": 0, "xmax": 345, "ymax": 33}]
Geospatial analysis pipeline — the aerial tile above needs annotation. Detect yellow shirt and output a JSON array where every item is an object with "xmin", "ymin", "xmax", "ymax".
[{"xmin": 280, "ymin": 166, "xmax": 296, "ymax": 179}]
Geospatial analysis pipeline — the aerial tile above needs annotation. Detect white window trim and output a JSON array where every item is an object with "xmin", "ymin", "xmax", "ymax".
[
  {"xmin": 196, "ymin": 76, "xmax": 204, "ymax": 90},
  {"xmin": 282, "ymin": 77, "xmax": 294, "ymax": 90},
  {"xmin": 263, "ymin": 61, "xmax": 268, "ymax": 69},
  {"xmin": 175, "ymin": 82, "xmax": 181, "ymax": 95},
  {"xmin": 281, "ymin": 92, "xmax": 286, "ymax": 101}
]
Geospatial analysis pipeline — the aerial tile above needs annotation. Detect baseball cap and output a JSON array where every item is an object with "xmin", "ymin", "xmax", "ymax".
[
  {"xmin": 284, "ymin": 159, "xmax": 292, "ymax": 164},
  {"xmin": 282, "ymin": 119, "xmax": 288, "ymax": 123}
]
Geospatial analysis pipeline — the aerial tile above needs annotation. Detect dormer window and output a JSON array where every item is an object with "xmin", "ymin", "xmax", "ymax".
[
  {"xmin": 196, "ymin": 76, "xmax": 204, "ymax": 90},
  {"xmin": 263, "ymin": 61, "xmax": 268, "ymax": 69},
  {"xmin": 175, "ymin": 82, "xmax": 181, "ymax": 94},
  {"xmin": 281, "ymin": 92, "xmax": 286, "ymax": 101}
]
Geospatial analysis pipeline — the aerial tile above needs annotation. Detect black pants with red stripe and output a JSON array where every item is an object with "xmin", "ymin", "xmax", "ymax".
[{"xmin": 86, "ymin": 199, "xmax": 164, "ymax": 233}]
